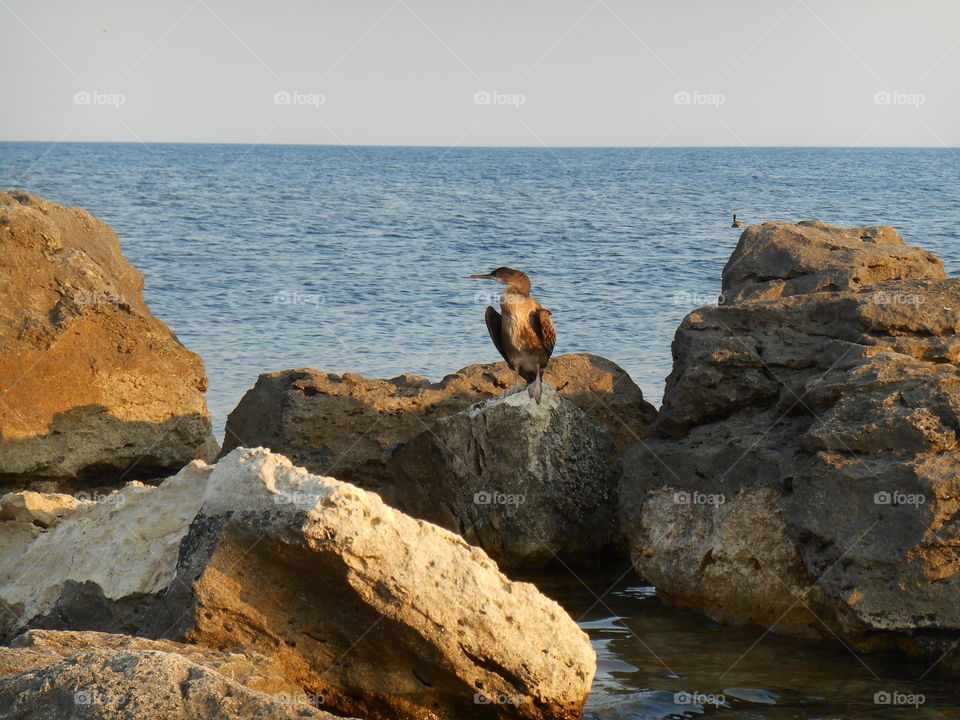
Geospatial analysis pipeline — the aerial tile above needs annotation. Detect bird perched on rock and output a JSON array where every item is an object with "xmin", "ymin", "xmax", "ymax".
[
  {"xmin": 469, "ymin": 267, "xmax": 556, "ymax": 403},
  {"xmin": 731, "ymin": 214, "xmax": 744, "ymax": 228}
]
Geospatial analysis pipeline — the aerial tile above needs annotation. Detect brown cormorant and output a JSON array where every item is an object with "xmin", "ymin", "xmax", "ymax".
[{"xmin": 469, "ymin": 267, "xmax": 556, "ymax": 403}]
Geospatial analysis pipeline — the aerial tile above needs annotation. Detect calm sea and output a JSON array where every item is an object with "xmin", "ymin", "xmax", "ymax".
[{"xmin": 3, "ymin": 143, "xmax": 960, "ymax": 717}]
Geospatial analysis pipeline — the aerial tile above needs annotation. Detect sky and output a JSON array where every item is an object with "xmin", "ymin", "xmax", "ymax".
[{"xmin": 1, "ymin": 0, "xmax": 958, "ymax": 147}]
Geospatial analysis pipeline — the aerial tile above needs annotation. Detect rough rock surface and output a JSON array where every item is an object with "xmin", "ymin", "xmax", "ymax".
[
  {"xmin": 2, "ymin": 448, "xmax": 596, "ymax": 720},
  {"xmin": 0, "ymin": 491, "xmax": 79, "ymax": 527},
  {"xmin": 621, "ymin": 221, "xmax": 960, "ymax": 667},
  {"xmin": 0, "ymin": 630, "xmax": 348, "ymax": 720},
  {"xmin": 721, "ymin": 220, "xmax": 944, "ymax": 303},
  {"xmin": 390, "ymin": 385, "xmax": 622, "ymax": 567},
  {"xmin": 0, "ymin": 191, "xmax": 218, "ymax": 487},
  {"xmin": 219, "ymin": 353, "xmax": 654, "ymax": 495}
]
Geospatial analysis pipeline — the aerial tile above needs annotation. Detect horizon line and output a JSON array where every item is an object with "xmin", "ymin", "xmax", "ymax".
[{"xmin": 0, "ymin": 140, "xmax": 956, "ymax": 150}]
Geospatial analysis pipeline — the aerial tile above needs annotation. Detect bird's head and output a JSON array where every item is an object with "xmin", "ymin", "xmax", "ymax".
[{"xmin": 468, "ymin": 267, "xmax": 531, "ymax": 295}]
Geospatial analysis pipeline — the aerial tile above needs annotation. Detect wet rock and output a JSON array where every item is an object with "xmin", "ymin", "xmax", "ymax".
[
  {"xmin": 219, "ymin": 353, "xmax": 653, "ymax": 497},
  {"xmin": 3, "ymin": 448, "xmax": 596, "ymax": 720},
  {"xmin": 621, "ymin": 221, "xmax": 960, "ymax": 665},
  {"xmin": 0, "ymin": 191, "xmax": 218, "ymax": 488},
  {"xmin": 390, "ymin": 385, "xmax": 622, "ymax": 568}
]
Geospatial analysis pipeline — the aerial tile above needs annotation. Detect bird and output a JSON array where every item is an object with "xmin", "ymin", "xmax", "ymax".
[
  {"xmin": 731, "ymin": 214, "xmax": 744, "ymax": 228},
  {"xmin": 468, "ymin": 267, "xmax": 556, "ymax": 403}
]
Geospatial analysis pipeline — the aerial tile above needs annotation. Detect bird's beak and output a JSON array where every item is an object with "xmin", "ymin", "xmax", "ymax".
[{"xmin": 468, "ymin": 274, "xmax": 492, "ymax": 279}]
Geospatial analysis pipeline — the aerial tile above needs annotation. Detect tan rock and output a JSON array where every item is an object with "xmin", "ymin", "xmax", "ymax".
[
  {"xmin": 3, "ymin": 448, "xmax": 596, "ymax": 720},
  {"xmin": 219, "ymin": 353, "xmax": 653, "ymax": 500},
  {"xmin": 0, "ymin": 645, "xmax": 348, "ymax": 720},
  {"xmin": 722, "ymin": 220, "xmax": 944, "ymax": 303},
  {"xmin": 0, "ymin": 191, "xmax": 218, "ymax": 487},
  {"xmin": 0, "ymin": 491, "xmax": 80, "ymax": 527}
]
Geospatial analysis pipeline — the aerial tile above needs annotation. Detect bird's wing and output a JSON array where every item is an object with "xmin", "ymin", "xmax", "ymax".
[
  {"xmin": 484, "ymin": 306, "xmax": 508, "ymax": 362},
  {"xmin": 534, "ymin": 308, "xmax": 556, "ymax": 358}
]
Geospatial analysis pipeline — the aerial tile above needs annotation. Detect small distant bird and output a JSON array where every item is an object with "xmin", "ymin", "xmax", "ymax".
[
  {"xmin": 731, "ymin": 214, "xmax": 744, "ymax": 228},
  {"xmin": 469, "ymin": 267, "xmax": 556, "ymax": 403}
]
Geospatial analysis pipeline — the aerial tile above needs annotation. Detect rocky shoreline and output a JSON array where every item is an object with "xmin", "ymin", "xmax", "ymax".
[{"xmin": 3, "ymin": 192, "xmax": 960, "ymax": 717}]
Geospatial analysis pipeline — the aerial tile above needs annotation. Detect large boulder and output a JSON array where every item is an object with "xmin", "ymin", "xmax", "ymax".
[
  {"xmin": 0, "ymin": 191, "xmax": 217, "ymax": 488},
  {"xmin": 2, "ymin": 448, "xmax": 596, "ymax": 720},
  {"xmin": 219, "ymin": 353, "xmax": 654, "ymax": 496},
  {"xmin": 721, "ymin": 220, "xmax": 944, "ymax": 303},
  {"xmin": 621, "ymin": 221, "xmax": 960, "ymax": 669},
  {"xmin": 390, "ymin": 385, "xmax": 622, "ymax": 567},
  {"xmin": 0, "ymin": 630, "xmax": 348, "ymax": 720}
]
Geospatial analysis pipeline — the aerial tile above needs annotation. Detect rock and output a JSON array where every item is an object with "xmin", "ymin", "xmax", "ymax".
[
  {"xmin": 0, "ymin": 491, "xmax": 79, "ymax": 527},
  {"xmin": 390, "ymin": 385, "xmax": 622, "ymax": 567},
  {"xmin": 0, "ymin": 632, "xmax": 349, "ymax": 720},
  {"xmin": 0, "ymin": 629, "xmax": 306, "ymax": 698},
  {"xmin": 3, "ymin": 448, "xmax": 596, "ymax": 720},
  {"xmin": 621, "ymin": 220, "xmax": 960, "ymax": 667},
  {"xmin": 722, "ymin": 220, "xmax": 944, "ymax": 303},
  {"xmin": 219, "ymin": 353, "xmax": 653, "ymax": 500},
  {"xmin": 0, "ymin": 191, "xmax": 218, "ymax": 488}
]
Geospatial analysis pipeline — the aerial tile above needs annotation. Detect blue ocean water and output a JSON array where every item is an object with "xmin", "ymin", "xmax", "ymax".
[
  {"xmin": 3, "ymin": 142, "xmax": 960, "ymax": 716},
  {"xmin": 2, "ymin": 143, "xmax": 959, "ymax": 439}
]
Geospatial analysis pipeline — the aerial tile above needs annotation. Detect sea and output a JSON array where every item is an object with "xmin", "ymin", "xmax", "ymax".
[{"xmin": 2, "ymin": 142, "xmax": 960, "ymax": 718}]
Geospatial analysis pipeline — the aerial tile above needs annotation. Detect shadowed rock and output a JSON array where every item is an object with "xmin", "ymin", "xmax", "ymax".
[
  {"xmin": 390, "ymin": 385, "xmax": 622, "ymax": 568},
  {"xmin": 0, "ymin": 191, "xmax": 218, "ymax": 488},
  {"xmin": 621, "ymin": 220, "xmax": 960, "ymax": 672}
]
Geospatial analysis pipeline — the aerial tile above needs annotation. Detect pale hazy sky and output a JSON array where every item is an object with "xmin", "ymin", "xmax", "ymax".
[{"xmin": 2, "ymin": 0, "xmax": 958, "ymax": 146}]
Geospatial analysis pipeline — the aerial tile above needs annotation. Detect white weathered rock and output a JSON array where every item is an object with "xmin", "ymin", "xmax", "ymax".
[{"xmin": 2, "ymin": 448, "xmax": 596, "ymax": 720}]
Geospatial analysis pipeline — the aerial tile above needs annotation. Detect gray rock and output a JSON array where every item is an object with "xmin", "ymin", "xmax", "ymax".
[
  {"xmin": 390, "ymin": 385, "xmax": 622, "ymax": 568},
  {"xmin": 621, "ymin": 220, "xmax": 960, "ymax": 668}
]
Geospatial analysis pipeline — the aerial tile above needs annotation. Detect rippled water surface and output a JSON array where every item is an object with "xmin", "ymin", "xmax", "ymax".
[
  {"xmin": 2, "ymin": 144, "xmax": 959, "ymax": 438},
  {"xmin": 2, "ymin": 143, "xmax": 960, "ymax": 716}
]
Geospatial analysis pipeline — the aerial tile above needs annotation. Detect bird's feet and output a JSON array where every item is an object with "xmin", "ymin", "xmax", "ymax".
[
  {"xmin": 527, "ymin": 376, "xmax": 543, "ymax": 404},
  {"xmin": 502, "ymin": 382, "xmax": 525, "ymax": 397}
]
